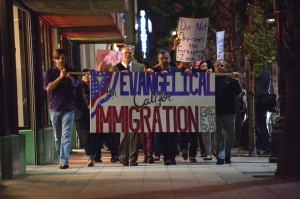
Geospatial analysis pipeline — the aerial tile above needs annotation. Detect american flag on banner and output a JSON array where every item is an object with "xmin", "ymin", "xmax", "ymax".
[{"xmin": 90, "ymin": 71, "xmax": 116, "ymax": 119}]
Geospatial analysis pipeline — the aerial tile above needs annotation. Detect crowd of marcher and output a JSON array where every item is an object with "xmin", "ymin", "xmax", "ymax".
[{"xmin": 44, "ymin": 38, "xmax": 274, "ymax": 169}]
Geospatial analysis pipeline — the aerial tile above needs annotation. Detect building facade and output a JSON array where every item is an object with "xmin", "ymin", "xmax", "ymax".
[{"xmin": 0, "ymin": 0, "xmax": 138, "ymax": 179}]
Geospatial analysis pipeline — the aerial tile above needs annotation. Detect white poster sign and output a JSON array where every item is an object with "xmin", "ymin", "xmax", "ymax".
[
  {"xmin": 176, "ymin": 17, "xmax": 209, "ymax": 62},
  {"xmin": 216, "ymin": 31, "xmax": 225, "ymax": 60}
]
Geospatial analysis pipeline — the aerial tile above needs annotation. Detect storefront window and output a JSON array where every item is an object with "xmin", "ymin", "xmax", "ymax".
[
  {"xmin": 39, "ymin": 20, "xmax": 53, "ymax": 126},
  {"xmin": 13, "ymin": 5, "xmax": 32, "ymax": 128}
]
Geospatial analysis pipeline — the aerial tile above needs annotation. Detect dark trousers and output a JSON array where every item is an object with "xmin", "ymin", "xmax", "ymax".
[
  {"xmin": 160, "ymin": 133, "xmax": 178, "ymax": 161},
  {"xmin": 118, "ymin": 133, "xmax": 139, "ymax": 162},
  {"xmin": 140, "ymin": 132, "xmax": 153, "ymax": 157},
  {"xmin": 94, "ymin": 133, "xmax": 120, "ymax": 160},
  {"xmin": 153, "ymin": 133, "xmax": 162, "ymax": 156},
  {"xmin": 178, "ymin": 133, "xmax": 198, "ymax": 157},
  {"xmin": 198, "ymin": 133, "xmax": 207, "ymax": 155},
  {"xmin": 76, "ymin": 122, "xmax": 95, "ymax": 158},
  {"xmin": 255, "ymin": 104, "xmax": 270, "ymax": 151}
]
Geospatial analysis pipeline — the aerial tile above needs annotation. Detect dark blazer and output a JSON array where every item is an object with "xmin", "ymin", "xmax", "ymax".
[{"xmin": 153, "ymin": 64, "xmax": 180, "ymax": 72}]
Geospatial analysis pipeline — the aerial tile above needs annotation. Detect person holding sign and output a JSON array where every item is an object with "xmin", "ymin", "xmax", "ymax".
[
  {"xmin": 214, "ymin": 60, "xmax": 244, "ymax": 165},
  {"xmin": 43, "ymin": 49, "xmax": 80, "ymax": 169},
  {"xmin": 109, "ymin": 45, "xmax": 144, "ymax": 166}
]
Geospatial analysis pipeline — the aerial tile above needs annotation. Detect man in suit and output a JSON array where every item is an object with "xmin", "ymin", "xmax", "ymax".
[
  {"xmin": 109, "ymin": 45, "xmax": 143, "ymax": 166},
  {"xmin": 153, "ymin": 49, "xmax": 181, "ymax": 165}
]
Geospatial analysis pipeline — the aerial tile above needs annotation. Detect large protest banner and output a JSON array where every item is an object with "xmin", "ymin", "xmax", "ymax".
[
  {"xmin": 90, "ymin": 72, "xmax": 216, "ymax": 133},
  {"xmin": 216, "ymin": 31, "xmax": 225, "ymax": 60},
  {"xmin": 176, "ymin": 17, "xmax": 209, "ymax": 62}
]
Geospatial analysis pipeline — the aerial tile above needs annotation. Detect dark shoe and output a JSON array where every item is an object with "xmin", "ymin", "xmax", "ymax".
[
  {"xmin": 225, "ymin": 156, "xmax": 231, "ymax": 164},
  {"xmin": 110, "ymin": 157, "xmax": 119, "ymax": 162},
  {"xmin": 189, "ymin": 157, "xmax": 197, "ymax": 163},
  {"xmin": 87, "ymin": 159, "xmax": 94, "ymax": 167},
  {"xmin": 181, "ymin": 149, "xmax": 188, "ymax": 160},
  {"xmin": 153, "ymin": 155, "xmax": 160, "ymax": 161},
  {"xmin": 147, "ymin": 156, "xmax": 154, "ymax": 164},
  {"xmin": 59, "ymin": 163, "xmax": 69, "ymax": 169},
  {"xmin": 201, "ymin": 153, "xmax": 207, "ymax": 157},
  {"xmin": 94, "ymin": 155, "xmax": 101, "ymax": 162},
  {"xmin": 203, "ymin": 154, "xmax": 212, "ymax": 161},
  {"xmin": 120, "ymin": 157, "xmax": 129, "ymax": 166},
  {"xmin": 143, "ymin": 156, "xmax": 148, "ymax": 163},
  {"xmin": 261, "ymin": 148, "xmax": 271, "ymax": 156},
  {"xmin": 170, "ymin": 159, "xmax": 177, "ymax": 165},
  {"xmin": 164, "ymin": 159, "xmax": 171, "ymax": 165},
  {"xmin": 130, "ymin": 161, "xmax": 138, "ymax": 166},
  {"xmin": 216, "ymin": 159, "xmax": 224, "ymax": 165}
]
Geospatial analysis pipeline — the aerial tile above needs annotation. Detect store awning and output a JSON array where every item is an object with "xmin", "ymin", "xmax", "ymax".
[{"xmin": 22, "ymin": 0, "xmax": 128, "ymax": 43}]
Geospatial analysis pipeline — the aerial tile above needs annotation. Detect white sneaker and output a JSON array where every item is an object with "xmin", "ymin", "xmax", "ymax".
[{"xmin": 203, "ymin": 154, "xmax": 212, "ymax": 160}]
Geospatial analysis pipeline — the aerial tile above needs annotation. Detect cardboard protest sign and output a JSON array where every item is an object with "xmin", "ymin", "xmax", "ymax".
[
  {"xmin": 90, "ymin": 72, "xmax": 216, "ymax": 133},
  {"xmin": 176, "ymin": 17, "xmax": 209, "ymax": 62},
  {"xmin": 96, "ymin": 49, "xmax": 122, "ymax": 71}
]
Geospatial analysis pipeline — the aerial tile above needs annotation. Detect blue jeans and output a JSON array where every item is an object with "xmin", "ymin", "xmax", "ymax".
[
  {"xmin": 50, "ymin": 110, "xmax": 75, "ymax": 164},
  {"xmin": 215, "ymin": 114, "xmax": 236, "ymax": 160}
]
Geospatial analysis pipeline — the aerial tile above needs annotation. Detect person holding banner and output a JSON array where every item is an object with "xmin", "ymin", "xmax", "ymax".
[
  {"xmin": 214, "ymin": 60, "xmax": 244, "ymax": 165},
  {"xmin": 153, "ymin": 49, "xmax": 180, "ymax": 165},
  {"xmin": 94, "ymin": 61, "xmax": 120, "ymax": 163},
  {"xmin": 74, "ymin": 69, "xmax": 97, "ymax": 167},
  {"xmin": 44, "ymin": 49, "xmax": 80, "ymax": 169},
  {"xmin": 109, "ymin": 45, "xmax": 144, "ymax": 166},
  {"xmin": 174, "ymin": 60, "xmax": 199, "ymax": 162},
  {"xmin": 195, "ymin": 60, "xmax": 215, "ymax": 161},
  {"xmin": 139, "ymin": 60, "xmax": 156, "ymax": 164}
]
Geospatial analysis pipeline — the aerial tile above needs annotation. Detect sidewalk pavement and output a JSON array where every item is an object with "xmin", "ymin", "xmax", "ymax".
[{"xmin": 0, "ymin": 148, "xmax": 299, "ymax": 199}]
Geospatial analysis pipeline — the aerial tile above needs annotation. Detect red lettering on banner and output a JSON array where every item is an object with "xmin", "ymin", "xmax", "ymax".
[
  {"xmin": 111, "ymin": 106, "xmax": 124, "ymax": 132},
  {"xmin": 96, "ymin": 105, "xmax": 200, "ymax": 133},
  {"xmin": 96, "ymin": 106, "xmax": 100, "ymax": 132},
  {"xmin": 188, "ymin": 106, "xmax": 199, "ymax": 132},
  {"xmin": 173, "ymin": 106, "xmax": 177, "ymax": 132},
  {"xmin": 97, "ymin": 106, "xmax": 113, "ymax": 133},
  {"xmin": 162, "ymin": 106, "xmax": 173, "ymax": 132},
  {"xmin": 121, "ymin": 106, "xmax": 128, "ymax": 132},
  {"xmin": 152, "ymin": 106, "xmax": 163, "ymax": 132},
  {"xmin": 177, "ymin": 106, "xmax": 188, "ymax": 132},
  {"xmin": 141, "ymin": 106, "xmax": 151, "ymax": 133},
  {"xmin": 129, "ymin": 106, "xmax": 140, "ymax": 132}
]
